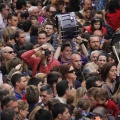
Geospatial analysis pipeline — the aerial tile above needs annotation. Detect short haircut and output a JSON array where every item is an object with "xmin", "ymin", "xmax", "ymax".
[
  {"xmin": 25, "ymin": 85, "xmax": 39, "ymax": 103},
  {"xmin": 40, "ymin": 84, "xmax": 53, "ymax": 94},
  {"xmin": 94, "ymin": 88, "xmax": 109, "ymax": 100},
  {"xmin": 56, "ymin": 80, "xmax": 69, "ymax": 97},
  {"xmin": 1, "ymin": 108, "xmax": 15, "ymax": 120},
  {"xmin": 15, "ymin": 30, "xmax": 24, "ymax": 38},
  {"xmin": 11, "ymin": 73, "xmax": 24, "ymax": 87},
  {"xmin": 28, "ymin": 77, "xmax": 43, "ymax": 87},
  {"xmin": 35, "ymin": 109, "xmax": 52, "ymax": 120},
  {"xmin": 0, "ymin": 3, "xmax": 6, "ymax": 12},
  {"xmin": 61, "ymin": 42, "xmax": 72, "ymax": 52},
  {"xmin": 1, "ymin": 96, "xmax": 17, "ymax": 110},
  {"xmin": 89, "ymin": 35, "xmax": 99, "ymax": 43},
  {"xmin": 7, "ymin": 12, "xmax": 18, "ymax": 21},
  {"xmin": 38, "ymin": 30, "xmax": 47, "ymax": 37},
  {"xmin": 97, "ymin": 52, "xmax": 108, "ymax": 61},
  {"xmin": 52, "ymin": 103, "xmax": 68, "ymax": 119},
  {"xmin": 22, "ymin": 20, "xmax": 32, "ymax": 32},
  {"xmin": 16, "ymin": 0, "xmax": 26, "ymax": 10},
  {"xmin": 47, "ymin": 72, "xmax": 62, "ymax": 85},
  {"xmin": 44, "ymin": 22, "xmax": 53, "ymax": 27},
  {"xmin": 0, "ymin": 89, "xmax": 9, "ymax": 101}
]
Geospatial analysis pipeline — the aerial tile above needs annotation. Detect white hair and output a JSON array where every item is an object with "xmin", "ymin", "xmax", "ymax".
[
  {"xmin": 91, "ymin": 50, "xmax": 101, "ymax": 58},
  {"xmin": 28, "ymin": 6, "xmax": 38, "ymax": 14}
]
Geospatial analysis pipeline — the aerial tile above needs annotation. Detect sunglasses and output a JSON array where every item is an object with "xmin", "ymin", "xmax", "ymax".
[
  {"xmin": 5, "ymin": 51, "xmax": 15, "ymax": 54},
  {"xmin": 68, "ymin": 69, "xmax": 75, "ymax": 73}
]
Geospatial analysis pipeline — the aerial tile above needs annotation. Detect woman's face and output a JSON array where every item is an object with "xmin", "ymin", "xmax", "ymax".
[
  {"xmin": 107, "ymin": 66, "xmax": 117, "ymax": 80},
  {"xmin": 108, "ymin": 57, "xmax": 115, "ymax": 63},
  {"xmin": 93, "ymin": 22, "xmax": 100, "ymax": 30},
  {"xmin": 66, "ymin": 66, "xmax": 77, "ymax": 81},
  {"xmin": 20, "ymin": 107, "xmax": 29, "ymax": 118},
  {"xmin": 97, "ymin": 55, "xmax": 107, "ymax": 68}
]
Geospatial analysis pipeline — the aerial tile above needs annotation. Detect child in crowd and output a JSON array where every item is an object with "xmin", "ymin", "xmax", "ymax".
[{"xmin": 94, "ymin": 88, "xmax": 119, "ymax": 118}]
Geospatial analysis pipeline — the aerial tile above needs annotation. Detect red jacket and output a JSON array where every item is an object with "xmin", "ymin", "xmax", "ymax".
[
  {"xmin": 106, "ymin": 10, "xmax": 120, "ymax": 31},
  {"xmin": 21, "ymin": 50, "xmax": 60, "ymax": 76},
  {"xmin": 97, "ymin": 99, "xmax": 119, "ymax": 118},
  {"xmin": 84, "ymin": 26, "xmax": 107, "ymax": 36}
]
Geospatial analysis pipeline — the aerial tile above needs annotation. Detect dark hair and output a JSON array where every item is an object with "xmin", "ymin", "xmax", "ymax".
[
  {"xmin": 7, "ymin": 12, "xmax": 18, "ymax": 21},
  {"xmin": 30, "ymin": 24, "xmax": 39, "ymax": 36},
  {"xmin": 56, "ymin": 80, "xmax": 69, "ymax": 97},
  {"xmin": 20, "ymin": 11, "xmax": 29, "ymax": 19},
  {"xmin": 90, "ymin": 18, "xmax": 102, "ymax": 31},
  {"xmin": 52, "ymin": 103, "xmax": 69, "ymax": 119},
  {"xmin": 28, "ymin": 77, "xmax": 43, "ymax": 86},
  {"xmin": 61, "ymin": 42, "xmax": 72, "ymax": 52},
  {"xmin": 22, "ymin": 42, "xmax": 33, "ymax": 50},
  {"xmin": 40, "ymin": 84, "xmax": 54, "ymax": 94},
  {"xmin": 86, "ymin": 73, "xmax": 102, "ymax": 90},
  {"xmin": 92, "ymin": 10, "xmax": 103, "ymax": 18},
  {"xmin": 101, "ymin": 62, "xmax": 116, "ymax": 81},
  {"xmin": 16, "ymin": 0, "xmax": 26, "ymax": 10},
  {"xmin": 44, "ymin": 22, "xmax": 53, "ymax": 27},
  {"xmin": 1, "ymin": 96, "xmax": 17, "ymax": 110},
  {"xmin": 15, "ymin": 30, "xmax": 24, "ymax": 38},
  {"xmin": 0, "ymin": 3, "xmax": 6, "ymax": 12},
  {"xmin": 97, "ymin": 52, "xmax": 108, "ymax": 62},
  {"xmin": 35, "ymin": 109, "xmax": 52, "ymax": 120},
  {"xmin": 1, "ymin": 108, "xmax": 15, "ymax": 120},
  {"xmin": 38, "ymin": 30, "xmax": 47, "ymax": 37},
  {"xmin": 22, "ymin": 20, "xmax": 32, "ymax": 32},
  {"xmin": 30, "ymin": 15, "xmax": 38, "ymax": 21},
  {"xmin": 47, "ymin": 71, "xmax": 62, "ymax": 85},
  {"xmin": 11, "ymin": 73, "xmax": 24, "ymax": 87}
]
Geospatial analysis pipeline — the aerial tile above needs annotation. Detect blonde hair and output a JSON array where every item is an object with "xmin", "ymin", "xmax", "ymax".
[
  {"xmin": 17, "ymin": 100, "xmax": 29, "ymax": 111},
  {"xmin": 74, "ymin": 87, "xmax": 87, "ymax": 106}
]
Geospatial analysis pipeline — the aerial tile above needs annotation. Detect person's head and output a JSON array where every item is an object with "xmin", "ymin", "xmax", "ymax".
[
  {"xmin": 16, "ymin": 0, "xmax": 26, "ymax": 11},
  {"xmin": 56, "ymin": 80, "xmax": 69, "ymax": 98},
  {"xmin": 47, "ymin": 71, "xmax": 62, "ymax": 85},
  {"xmin": 101, "ymin": 62, "xmax": 117, "ymax": 81},
  {"xmin": 1, "ymin": 108, "xmax": 15, "ymax": 120},
  {"xmin": 0, "ymin": 88, "xmax": 9, "ymax": 102},
  {"xmin": 7, "ymin": 12, "xmax": 18, "ymax": 27},
  {"xmin": 70, "ymin": 53, "xmax": 82, "ymax": 70},
  {"xmin": 25, "ymin": 85, "xmax": 39, "ymax": 103},
  {"xmin": 89, "ymin": 35, "xmax": 100, "ymax": 50},
  {"xmin": 0, "ymin": 3, "xmax": 10, "ymax": 19},
  {"xmin": 17, "ymin": 100, "xmax": 29, "ymax": 119},
  {"xmin": 92, "ymin": 107, "xmax": 109, "ymax": 120},
  {"xmin": 60, "ymin": 43, "xmax": 72, "ymax": 61},
  {"xmin": 44, "ymin": 22, "xmax": 54, "ymax": 36},
  {"xmin": 22, "ymin": 20, "xmax": 32, "ymax": 32},
  {"xmin": 52, "ymin": 103, "xmax": 70, "ymax": 120},
  {"xmin": 1, "ymin": 96, "xmax": 18, "ymax": 113},
  {"xmin": 1, "ymin": 46, "xmax": 16, "ymax": 61},
  {"xmin": 86, "ymin": 73, "xmax": 103, "ymax": 90},
  {"xmin": 35, "ymin": 108, "xmax": 52, "ymax": 120},
  {"xmin": 93, "ymin": 30, "xmax": 103, "ymax": 42},
  {"xmin": 59, "ymin": 63, "xmax": 76, "ymax": 81},
  {"xmin": 91, "ymin": 18, "xmax": 102, "ymax": 31},
  {"xmin": 11, "ymin": 73, "xmax": 27, "ymax": 90},
  {"xmin": 15, "ymin": 30, "xmax": 26, "ymax": 45},
  {"xmin": 30, "ymin": 15, "xmax": 38, "ymax": 25},
  {"xmin": 108, "ymin": 53, "xmax": 116, "ymax": 64},
  {"xmin": 97, "ymin": 53, "xmax": 108, "ymax": 69},
  {"xmin": 94, "ymin": 88, "xmax": 109, "ymax": 105},
  {"xmin": 83, "ymin": 0, "xmax": 92, "ymax": 10},
  {"xmin": 37, "ymin": 30, "xmax": 47, "ymax": 45},
  {"xmin": 74, "ymin": 87, "xmax": 87, "ymax": 106},
  {"xmin": 90, "ymin": 50, "xmax": 101, "ymax": 63},
  {"xmin": 93, "ymin": 10, "xmax": 104, "ymax": 20},
  {"xmin": 28, "ymin": 6, "xmax": 39, "ymax": 17},
  {"xmin": 6, "ymin": 34, "xmax": 16, "ymax": 45},
  {"xmin": 40, "ymin": 84, "xmax": 54, "ymax": 105},
  {"xmin": 86, "ymin": 87, "xmax": 100, "ymax": 109}
]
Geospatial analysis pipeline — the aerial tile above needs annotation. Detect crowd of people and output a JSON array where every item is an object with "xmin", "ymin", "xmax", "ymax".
[{"xmin": 0, "ymin": 0, "xmax": 120, "ymax": 120}]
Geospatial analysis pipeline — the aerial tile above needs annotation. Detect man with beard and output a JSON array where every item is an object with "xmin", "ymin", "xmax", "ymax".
[
  {"xmin": 88, "ymin": 35, "xmax": 101, "ymax": 55},
  {"xmin": 70, "ymin": 53, "xmax": 83, "ymax": 83}
]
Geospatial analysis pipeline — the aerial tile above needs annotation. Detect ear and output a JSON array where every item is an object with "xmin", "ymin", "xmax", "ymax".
[
  {"xmin": 20, "ymin": 109, "xmax": 23, "ymax": 114},
  {"xmin": 58, "ymin": 113, "xmax": 62, "ymax": 119},
  {"xmin": 8, "ymin": 19, "xmax": 11, "ymax": 24},
  {"xmin": 16, "ymin": 81, "xmax": 19, "ymax": 86}
]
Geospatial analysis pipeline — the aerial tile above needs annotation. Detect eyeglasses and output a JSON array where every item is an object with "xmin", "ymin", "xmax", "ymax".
[
  {"xmin": 4, "ymin": 8, "xmax": 9, "ymax": 11},
  {"xmin": 68, "ymin": 69, "xmax": 75, "ymax": 73},
  {"xmin": 5, "ymin": 51, "xmax": 15, "ymax": 54}
]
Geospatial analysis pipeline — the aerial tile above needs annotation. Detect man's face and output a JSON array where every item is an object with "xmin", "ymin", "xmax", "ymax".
[
  {"xmin": 40, "ymin": 91, "xmax": 53, "ymax": 105},
  {"xmin": 93, "ymin": 30, "xmax": 103, "ymax": 42},
  {"xmin": 3, "ymin": 5, "xmax": 10, "ymax": 18},
  {"xmin": 10, "ymin": 16, "xmax": 18, "ymax": 27},
  {"xmin": 17, "ymin": 33, "xmax": 26, "ymax": 45},
  {"xmin": 91, "ymin": 52, "xmax": 100, "ymax": 63},
  {"xmin": 71, "ymin": 55, "xmax": 82, "ymax": 69},
  {"xmin": 49, "ymin": 6, "xmax": 56, "ymax": 17},
  {"xmin": 83, "ymin": 0, "xmax": 92, "ymax": 10},
  {"xmin": 60, "ymin": 108, "xmax": 70, "ymax": 120},
  {"xmin": 94, "ymin": 14, "xmax": 103, "ymax": 20},
  {"xmin": 89, "ymin": 96, "xmax": 97, "ymax": 109},
  {"xmin": 38, "ymin": 33, "xmax": 47, "ymax": 45},
  {"xmin": 44, "ymin": 25, "xmax": 53, "ymax": 36},
  {"xmin": 32, "ymin": 8, "xmax": 39, "ymax": 17},
  {"xmin": 8, "ymin": 100, "xmax": 19, "ymax": 113},
  {"xmin": 17, "ymin": 76, "xmax": 27, "ymax": 90},
  {"xmin": 3, "ymin": 47, "xmax": 16, "ymax": 60},
  {"xmin": 61, "ymin": 46, "xmax": 72, "ymax": 61},
  {"xmin": 89, "ymin": 36, "xmax": 100, "ymax": 50}
]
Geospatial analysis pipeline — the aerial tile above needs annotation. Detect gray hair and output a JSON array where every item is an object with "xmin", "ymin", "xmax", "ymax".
[
  {"xmin": 28, "ymin": 6, "xmax": 38, "ymax": 14},
  {"xmin": 91, "ymin": 50, "xmax": 101, "ymax": 58}
]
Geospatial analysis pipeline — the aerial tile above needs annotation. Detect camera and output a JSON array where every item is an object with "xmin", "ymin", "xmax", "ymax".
[{"xmin": 43, "ymin": 49, "xmax": 51, "ymax": 56}]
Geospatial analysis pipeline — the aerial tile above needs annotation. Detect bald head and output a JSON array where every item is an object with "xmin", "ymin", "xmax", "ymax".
[{"xmin": 70, "ymin": 54, "xmax": 82, "ymax": 69}]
